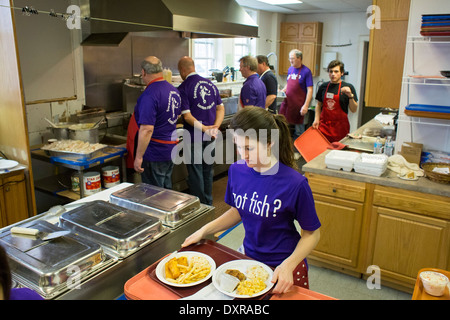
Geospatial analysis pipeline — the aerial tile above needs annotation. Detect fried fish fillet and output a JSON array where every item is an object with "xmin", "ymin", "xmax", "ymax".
[
  {"xmin": 166, "ymin": 257, "xmax": 180, "ymax": 279},
  {"xmin": 225, "ymin": 269, "xmax": 246, "ymax": 281}
]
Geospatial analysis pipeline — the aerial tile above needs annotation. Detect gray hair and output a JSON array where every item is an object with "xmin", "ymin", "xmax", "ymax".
[
  {"xmin": 141, "ymin": 59, "xmax": 163, "ymax": 74},
  {"xmin": 289, "ymin": 49, "xmax": 303, "ymax": 60},
  {"xmin": 239, "ymin": 55, "xmax": 258, "ymax": 72}
]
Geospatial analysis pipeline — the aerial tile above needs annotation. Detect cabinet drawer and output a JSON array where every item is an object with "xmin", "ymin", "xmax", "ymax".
[
  {"xmin": 373, "ymin": 185, "xmax": 450, "ymax": 220},
  {"xmin": 306, "ymin": 173, "xmax": 366, "ymax": 202}
]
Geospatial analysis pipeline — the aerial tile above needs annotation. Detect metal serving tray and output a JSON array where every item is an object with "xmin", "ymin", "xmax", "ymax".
[
  {"xmin": 109, "ymin": 183, "xmax": 201, "ymax": 228},
  {"xmin": 41, "ymin": 145, "xmax": 107, "ymax": 160},
  {"xmin": 0, "ymin": 220, "xmax": 111, "ymax": 299},
  {"xmin": 59, "ymin": 200, "xmax": 168, "ymax": 258}
]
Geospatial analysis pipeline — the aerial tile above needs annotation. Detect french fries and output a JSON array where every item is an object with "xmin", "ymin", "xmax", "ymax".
[{"xmin": 165, "ymin": 255, "xmax": 211, "ymax": 284}]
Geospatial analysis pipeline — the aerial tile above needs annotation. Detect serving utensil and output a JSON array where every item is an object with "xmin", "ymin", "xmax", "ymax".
[{"xmin": 10, "ymin": 226, "xmax": 70, "ymax": 240}]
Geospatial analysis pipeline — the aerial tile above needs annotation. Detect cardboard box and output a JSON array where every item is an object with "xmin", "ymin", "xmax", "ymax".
[{"xmin": 401, "ymin": 142, "xmax": 423, "ymax": 165}]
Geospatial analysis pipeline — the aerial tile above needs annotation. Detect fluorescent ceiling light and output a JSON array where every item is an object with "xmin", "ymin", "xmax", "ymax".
[{"xmin": 258, "ymin": 0, "xmax": 303, "ymax": 5}]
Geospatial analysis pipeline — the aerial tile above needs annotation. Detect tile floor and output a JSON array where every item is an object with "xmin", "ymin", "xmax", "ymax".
[
  {"xmin": 211, "ymin": 170, "xmax": 412, "ymax": 300},
  {"xmin": 217, "ymin": 222, "xmax": 412, "ymax": 300}
]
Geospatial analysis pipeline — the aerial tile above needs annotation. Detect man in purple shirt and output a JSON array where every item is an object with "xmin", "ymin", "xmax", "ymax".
[
  {"xmin": 133, "ymin": 56, "xmax": 182, "ymax": 189},
  {"xmin": 177, "ymin": 56, "xmax": 224, "ymax": 205},
  {"xmin": 280, "ymin": 49, "xmax": 314, "ymax": 143},
  {"xmin": 239, "ymin": 55, "xmax": 266, "ymax": 109}
]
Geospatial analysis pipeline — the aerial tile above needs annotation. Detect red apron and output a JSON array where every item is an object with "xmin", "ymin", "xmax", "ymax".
[
  {"xmin": 318, "ymin": 81, "xmax": 350, "ymax": 143},
  {"xmin": 279, "ymin": 66, "xmax": 305, "ymax": 124}
]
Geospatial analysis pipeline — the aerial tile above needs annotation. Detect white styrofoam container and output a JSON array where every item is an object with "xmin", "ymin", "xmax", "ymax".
[
  {"xmin": 325, "ymin": 150, "xmax": 361, "ymax": 172},
  {"xmin": 354, "ymin": 153, "xmax": 388, "ymax": 177}
]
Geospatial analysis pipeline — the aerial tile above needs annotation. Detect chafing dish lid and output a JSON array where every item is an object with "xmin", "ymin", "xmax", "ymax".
[
  {"xmin": 59, "ymin": 200, "xmax": 164, "ymax": 254},
  {"xmin": 0, "ymin": 220, "xmax": 104, "ymax": 286},
  {"xmin": 109, "ymin": 183, "xmax": 200, "ymax": 213}
]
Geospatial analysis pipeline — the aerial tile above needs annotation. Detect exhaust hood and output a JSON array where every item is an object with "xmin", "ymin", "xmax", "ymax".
[{"xmin": 80, "ymin": 0, "xmax": 259, "ymax": 46}]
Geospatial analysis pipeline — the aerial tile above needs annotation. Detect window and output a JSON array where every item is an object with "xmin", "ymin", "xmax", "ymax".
[
  {"xmin": 193, "ymin": 39, "xmax": 216, "ymax": 76},
  {"xmin": 192, "ymin": 8, "xmax": 257, "ymax": 76}
]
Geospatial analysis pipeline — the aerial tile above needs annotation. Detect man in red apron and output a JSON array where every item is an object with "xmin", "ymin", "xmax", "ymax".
[
  {"xmin": 280, "ymin": 49, "xmax": 313, "ymax": 145},
  {"xmin": 313, "ymin": 60, "xmax": 358, "ymax": 143},
  {"xmin": 126, "ymin": 56, "xmax": 181, "ymax": 189}
]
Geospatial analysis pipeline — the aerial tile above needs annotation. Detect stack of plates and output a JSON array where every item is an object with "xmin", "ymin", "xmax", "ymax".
[{"xmin": 420, "ymin": 14, "xmax": 450, "ymax": 36}]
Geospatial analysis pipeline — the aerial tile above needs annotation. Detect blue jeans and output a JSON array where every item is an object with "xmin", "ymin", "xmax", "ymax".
[
  {"xmin": 185, "ymin": 140, "xmax": 215, "ymax": 205},
  {"xmin": 141, "ymin": 160, "xmax": 174, "ymax": 189},
  {"xmin": 293, "ymin": 124, "xmax": 305, "ymax": 144}
]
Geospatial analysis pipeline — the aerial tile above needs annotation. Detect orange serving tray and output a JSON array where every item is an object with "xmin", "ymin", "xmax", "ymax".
[
  {"xmin": 124, "ymin": 239, "xmax": 337, "ymax": 300},
  {"xmin": 412, "ymin": 268, "xmax": 450, "ymax": 300}
]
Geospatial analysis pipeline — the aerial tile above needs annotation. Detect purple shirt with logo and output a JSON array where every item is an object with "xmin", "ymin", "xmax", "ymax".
[
  {"xmin": 240, "ymin": 73, "xmax": 266, "ymax": 108},
  {"xmin": 287, "ymin": 65, "xmax": 313, "ymax": 94},
  {"xmin": 134, "ymin": 80, "xmax": 181, "ymax": 161},
  {"xmin": 225, "ymin": 160, "xmax": 321, "ymax": 267},
  {"xmin": 178, "ymin": 73, "xmax": 223, "ymax": 141}
]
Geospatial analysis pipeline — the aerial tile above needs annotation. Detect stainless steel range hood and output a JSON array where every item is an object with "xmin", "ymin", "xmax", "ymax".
[{"xmin": 80, "ymin": 0, "xmax": 259, "ymax": 46}]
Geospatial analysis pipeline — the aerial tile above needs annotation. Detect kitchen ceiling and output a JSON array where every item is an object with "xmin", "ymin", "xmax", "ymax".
[{"xmin": 236, "ymin": 0, "xmax": 372, "ymax": 14}]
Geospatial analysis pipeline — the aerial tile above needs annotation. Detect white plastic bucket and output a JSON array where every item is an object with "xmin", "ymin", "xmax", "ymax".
[{"xmin": 102, "ymin": 166, "xmax": 120, "ymax": 188}]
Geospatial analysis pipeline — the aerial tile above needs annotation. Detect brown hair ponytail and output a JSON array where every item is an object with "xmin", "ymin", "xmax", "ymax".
[
  {"xmin": 229, "ymin": 106, "xmax": 297, "ymax": 169},
  {"xmin": 273, "ymin": 114, "xmax": 297, "ymax": 169}
]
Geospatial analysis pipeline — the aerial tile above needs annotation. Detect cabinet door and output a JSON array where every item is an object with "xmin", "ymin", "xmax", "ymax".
[
  {"xmin": 1, "ymin": 172, "xmax": 29, "ymax": 226},
  {"xmin": 309, "ymin": 194, "xmax": 364, "ymax": 269},
  {"xmin": 299, "ymin": 22, "xmax": 318, "ymax": 40},
  {"xmin": 281, "ymin": 23, "xmax": 300, "ymax": 41},
  {"xmin": 365, "ymin": 0, "xmax": 410, "ymax": 108},
  {"xmin": 368, "ymin": 206, "xmax": 449, "ymax": 287}
]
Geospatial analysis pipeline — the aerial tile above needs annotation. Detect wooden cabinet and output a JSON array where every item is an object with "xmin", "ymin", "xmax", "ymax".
[
  {"xmin": 365, "ymin": 0, "xmax": 411, "ymax": 108},
  {"xmin": 305, "ymin": 172, "xmax": 450, "ymax": 292},
  {"xmin": 0, "ymin": 170, "xmax": 30, "ymax": 228},
  {"xmin": 279, "ymin": 22, "xmax": 323, "ymax": 76},
  {"xmin": 367, "ymin": 185, "xmax": 450, "ymax": 288},
  {"xmin": 306, "ymin": 173, "xmax": 369, "ymax": 272}
]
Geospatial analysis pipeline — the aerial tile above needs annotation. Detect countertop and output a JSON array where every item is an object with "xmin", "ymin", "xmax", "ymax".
[{"xmin": 302, "ymin": 119, "xmax": 450, "ymax": 198}]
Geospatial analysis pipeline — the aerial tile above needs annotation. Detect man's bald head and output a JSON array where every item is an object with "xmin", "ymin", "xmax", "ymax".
[
  {"xmin": 178, "ymin": 56, "xmax": 196, "ymax": 80},
  {"xmin": 141, "ymin": 56, "xmax": 163, "ymax": 75}
]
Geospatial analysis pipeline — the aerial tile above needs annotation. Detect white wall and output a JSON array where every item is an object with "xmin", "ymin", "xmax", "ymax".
[{"xmin": 396, "ymin": 0, "xmax": 450, "ymax": 153}]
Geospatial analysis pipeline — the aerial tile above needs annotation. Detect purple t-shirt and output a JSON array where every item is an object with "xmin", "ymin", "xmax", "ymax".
[
  {"xmin": 9, "ymin": 288, "xmax": 44, "ymax": 300},
  {"xmin": 178, "ymin": 73, "xmax": 223, "ymax": 142},
  {"xmin": 225, "ymin": 160, "xmax": 321, "ymax": 267},
  {"xmin": 240, "ymin": 73, "xmax": 266, "ymax": 108},
  {"xmin": 287, "ymin": 65, "xmax": 313, "ymax": 94},
  {"xmin": 134, "ymin": 80, "xmax": 181, "ymax": 162}
]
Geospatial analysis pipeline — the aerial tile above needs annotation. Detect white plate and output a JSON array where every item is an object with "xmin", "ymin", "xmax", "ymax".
[
  {"xmin": 397, "ymin": 174, "xmax": 419, "ymax": 181},
  {"xmin": 0, "ymin": 160, "xmax": 18, "ymax": 170},
  {"xmin": 212, "ymin": 259, "xmax": 274, "ymax": 298},
  {"xmin": 155, "ymin": 251, "xmax": 216, "ymax": 287}
]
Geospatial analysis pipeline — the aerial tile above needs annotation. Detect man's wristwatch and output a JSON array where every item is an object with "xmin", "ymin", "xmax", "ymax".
[{"xmin": 348, "ymin": 94, "xmax": 354, "ymax": 99}]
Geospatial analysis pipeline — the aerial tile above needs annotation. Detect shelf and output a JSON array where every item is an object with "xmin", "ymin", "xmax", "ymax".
[
  {"xmin": 403, "ymin": 76, "xmax": 450, "ymax": 86},
  {"xmin": 407, "ymin": 35, "xmax": 450, "ymax": 43}
]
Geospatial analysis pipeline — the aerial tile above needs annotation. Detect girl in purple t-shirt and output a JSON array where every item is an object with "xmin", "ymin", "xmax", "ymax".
[{"xmin": 182, "ymin": 107, "xmax": 321, "ymax": 294}]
